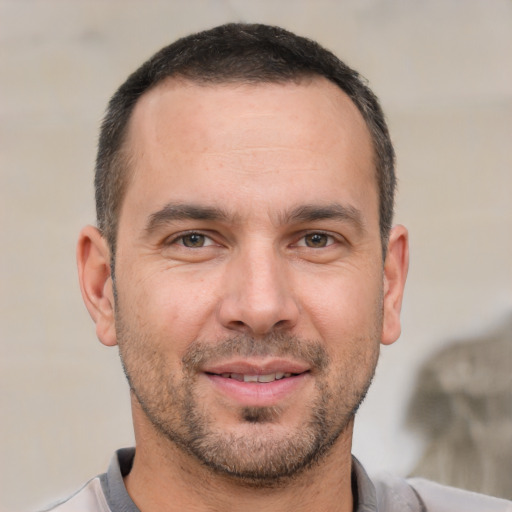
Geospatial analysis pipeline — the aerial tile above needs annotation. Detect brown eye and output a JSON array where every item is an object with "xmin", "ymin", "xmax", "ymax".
[
  {"xmin": 304, "ymin": 233, "xmax": 330, "ymax": 248},
  {"xmin": 181, "ymin": 233, "xmax": 207, "ymax": 247}
]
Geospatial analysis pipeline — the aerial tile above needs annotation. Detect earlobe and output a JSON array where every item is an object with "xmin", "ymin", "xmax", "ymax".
[
  {"xmin": 381, "ymin": 225, "xmax": 409, "ymax": 346},
  {"xmin": 77, "ymin": 225, "xmax": 117, "ymax": 347}
]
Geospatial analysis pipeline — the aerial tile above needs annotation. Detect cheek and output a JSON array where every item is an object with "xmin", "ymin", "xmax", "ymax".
[
  {"xmin": 297, "ymin": 267, "xmax": 383, "ymax": 338},
  {"xmin": 119, "ymin": 268, "xmax": 223, "ymax": 351}
]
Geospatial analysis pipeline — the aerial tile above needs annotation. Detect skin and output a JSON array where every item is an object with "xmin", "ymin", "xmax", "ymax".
[{"xmin": 77, "ymin": 77, "xmax": 409, "ymax": 512}]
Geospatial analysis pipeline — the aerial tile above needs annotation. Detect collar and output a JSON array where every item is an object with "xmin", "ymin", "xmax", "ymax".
[
  {"xmin": 100, "ymin": 448, "xmax": 379, "ymax": 512},
  {"xmin": 352, "ymin": 456, "xmax": 379, "ymax": 511}
]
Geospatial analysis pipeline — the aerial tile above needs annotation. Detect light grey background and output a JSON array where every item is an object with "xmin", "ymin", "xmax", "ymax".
[{"xmin": 1, "ymin": 1, "xmax": 511, "ymax": 510}]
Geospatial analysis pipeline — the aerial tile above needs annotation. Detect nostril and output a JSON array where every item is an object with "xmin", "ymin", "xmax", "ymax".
[{"xmin": 228, "ymin": 320, "xmax": 248, "ymax": 330}]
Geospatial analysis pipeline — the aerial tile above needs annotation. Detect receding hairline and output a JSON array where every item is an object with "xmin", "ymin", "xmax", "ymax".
[{"xmin": 115, "ymin": 73, "xmax": 378, "ymax": 220}]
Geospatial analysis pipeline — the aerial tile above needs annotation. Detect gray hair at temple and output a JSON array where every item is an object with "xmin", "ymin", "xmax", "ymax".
[{"xmin": 95, "ymin": 23, "xmax": 396, "ymax": 258}]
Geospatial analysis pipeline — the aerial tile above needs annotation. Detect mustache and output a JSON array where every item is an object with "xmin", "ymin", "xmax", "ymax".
[{"xmin": 182, "ymin": 332, "xmax": 329, "ymax": 372}]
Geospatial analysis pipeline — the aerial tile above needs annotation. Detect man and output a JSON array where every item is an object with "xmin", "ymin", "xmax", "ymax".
[{"xmin": 47, "ymin": 23, "xmax": 511, "ymax": 512}]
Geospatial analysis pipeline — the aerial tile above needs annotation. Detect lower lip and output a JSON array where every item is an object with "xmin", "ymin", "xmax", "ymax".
[{"xmin": 205, "ymin": 373, "xmax": 309, "ymax": 407}]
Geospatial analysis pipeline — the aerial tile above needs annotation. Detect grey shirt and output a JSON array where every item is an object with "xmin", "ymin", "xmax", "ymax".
[{"xmin": 43, "ymin": 448, "xmax": 512, "ymax": 512}]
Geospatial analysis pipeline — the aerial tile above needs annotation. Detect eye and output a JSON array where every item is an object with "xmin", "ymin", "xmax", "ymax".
[
  {"xmin": 304, "ymin": 233, "xmax": 330, "ymax": 248},
  {"xmin": 299, "ymin": 232, "xmax": 334, "ymax": 248},
  {"xmin": 176, "ymin": 232, "xmax": 214, "ymax": 248}
]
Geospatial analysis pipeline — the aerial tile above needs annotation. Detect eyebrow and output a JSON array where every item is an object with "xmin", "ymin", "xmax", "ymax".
[
  {"xmin": 145, "ymin": 203, "xmax": 231, "ymax": 234},
  {"xmin": 280, "ymin": 203, "xmax": 366, "ymax": 232},
  {"xmin": 145, "ymin": 201, "xmax": 366, "ymax": 234}
]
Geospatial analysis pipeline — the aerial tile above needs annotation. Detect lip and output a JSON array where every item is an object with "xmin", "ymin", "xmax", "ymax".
[
  {"xmin": 202, "ymin": 357, "xmax": 310, "ymax": 376},
  {"xmin": 201, "ymin": 358, "xmax": 311, "ymax": 407}
]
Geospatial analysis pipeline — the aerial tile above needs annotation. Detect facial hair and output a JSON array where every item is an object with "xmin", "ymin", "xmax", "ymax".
[{"xmin": 116, "ymin": 317, "xmax": 381, "ymax": 486}]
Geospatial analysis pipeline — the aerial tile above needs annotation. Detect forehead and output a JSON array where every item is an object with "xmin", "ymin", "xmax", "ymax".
[
  {"xmin": 120, "ymin": 77, "xmax": 377, "ymax": 226},
  {"xmin": 128, "ymin": 76, "xmax": 371, "ymax": 156}
]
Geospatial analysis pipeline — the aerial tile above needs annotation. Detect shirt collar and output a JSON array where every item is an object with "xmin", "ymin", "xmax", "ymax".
[
  {"xmin": 101, "ymin": 449, "xmax": 379, "ymax": 512},
  {"xmin": 352, "ymin": 456, "xmax": 379, "ymax": 512}
]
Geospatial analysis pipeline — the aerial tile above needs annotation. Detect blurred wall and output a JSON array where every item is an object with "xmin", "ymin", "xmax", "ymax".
[{"xmin": 1, "ymin": 1, "xmax": 511, "ymax": 510}]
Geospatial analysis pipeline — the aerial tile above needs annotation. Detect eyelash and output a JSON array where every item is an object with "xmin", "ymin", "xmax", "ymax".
[
  {"xmin": 167, "ymin": 231, "xmax": 216, "ymax": 248},
  {"xmin": 165, "ymin": 230, "xmax": 341, "ymax": 250},
  {"xmin": 294, "ymin": 231, "xmax": 338, "ymax": 248}
]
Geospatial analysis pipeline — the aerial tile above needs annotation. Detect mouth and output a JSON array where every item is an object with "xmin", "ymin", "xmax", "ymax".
[
  {"xmin": 201, "ymin": 360, "xmax": 311, "ymax": 406},
  {"xmin": 209, "ymin": 372, "xmax": 297, "ymax": 383},
  {"xmin": 202, "ymin": 358, "xmax": 310, "ymax": 381}
]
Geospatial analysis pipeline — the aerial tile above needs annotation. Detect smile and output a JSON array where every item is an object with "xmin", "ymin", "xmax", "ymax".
[
  {"xmin": 219, "ymin": 372, "xmax": 294, "ymax": 382},
  {"xmin": 203, "ymin": 367, "xmax": 309, "ymax": 407}
]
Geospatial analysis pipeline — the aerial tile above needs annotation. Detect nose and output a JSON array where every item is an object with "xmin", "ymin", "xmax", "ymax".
[{"xmin": 217, "ymin": 244, "xmax": 300, "ymax": 336}]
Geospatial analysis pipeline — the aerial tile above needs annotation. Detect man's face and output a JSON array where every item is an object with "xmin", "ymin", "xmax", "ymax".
[{"xmin": 112, "ymin": 78, "xmax": 390, "ymax": 481}]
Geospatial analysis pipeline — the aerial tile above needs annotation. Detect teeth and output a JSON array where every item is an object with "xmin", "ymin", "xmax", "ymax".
[
  {"xmin": 256, "ymin": 374, "xmax": 275, "ymax": 383},
  {"xmin": 220, "ymin": 372, "xmax": 294, "ymax": 382}
]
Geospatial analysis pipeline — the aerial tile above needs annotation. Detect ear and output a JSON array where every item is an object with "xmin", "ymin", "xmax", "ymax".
[
  {"xmin": 381, "ymin": 224, "xmax": 409, "ymax": 346},
  {"xmin": 77, "ymin": 225, "xmax": 117, "ymax": 347}
]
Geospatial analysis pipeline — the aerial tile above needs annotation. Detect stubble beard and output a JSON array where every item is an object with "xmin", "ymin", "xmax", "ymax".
[{"xmin": 116, "ymin": 319, "xmax": 380, "ymax": 486}]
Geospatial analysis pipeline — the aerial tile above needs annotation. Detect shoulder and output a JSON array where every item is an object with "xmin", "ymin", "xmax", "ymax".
[
  {"xmin": 373, "ymin": 472, "xmax": 512, "ymax": 512},
  {"xmin": 407, "ymin": 477, "xmax": 512, "ymax": 512},
  {"xmin": 40, "ymin": 476, "xmax": 111, "ymax": 512}
]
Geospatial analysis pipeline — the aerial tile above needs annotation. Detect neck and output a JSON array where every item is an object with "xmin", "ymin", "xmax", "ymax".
[{"xmin": 125, "ymin": 407, "xmax": 355, "ymax": 512}]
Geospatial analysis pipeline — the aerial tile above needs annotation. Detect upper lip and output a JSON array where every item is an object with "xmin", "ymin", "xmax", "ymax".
[{"xmin": 201, "ymin": 358, "xmax": 310, "ymax": 376}]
